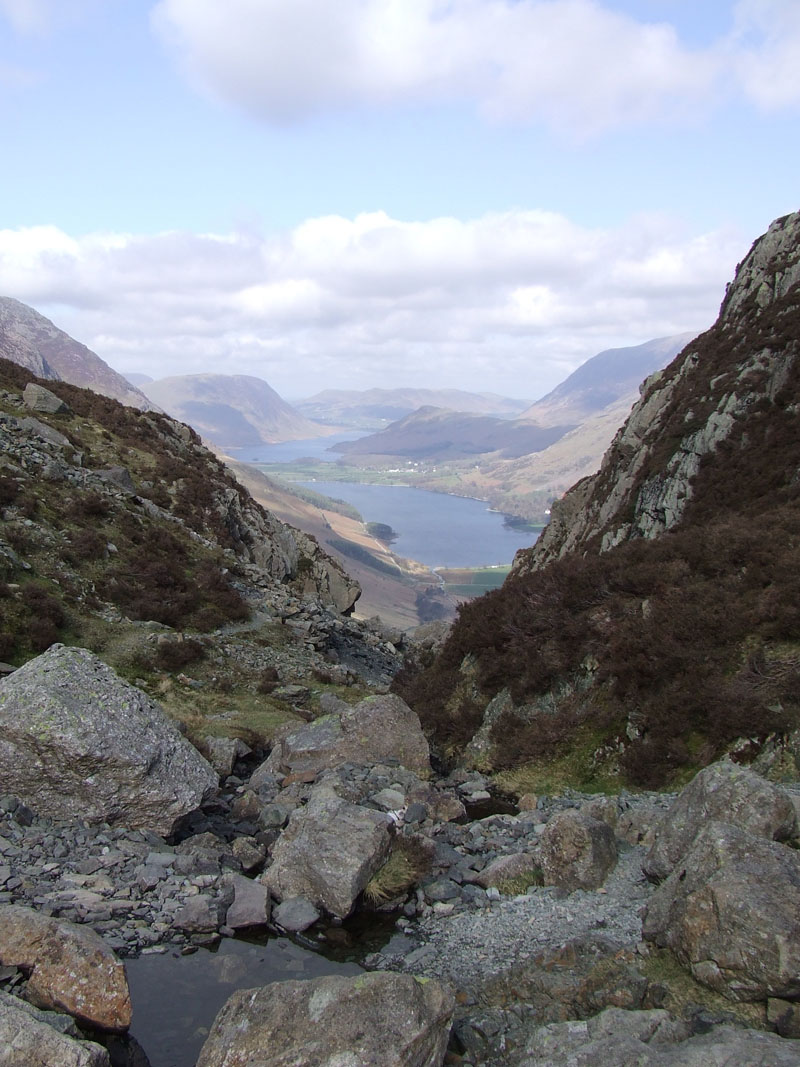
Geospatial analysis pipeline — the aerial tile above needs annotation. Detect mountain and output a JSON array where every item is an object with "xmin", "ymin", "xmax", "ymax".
[
  {"xmin": 0, "ymin": 297, "xmax": 155, "ymax": 410},
  {"xmin": 296, "ymin": 388, "xmax": 529, "ymax": 429},
  {"xmin": 395, "ymin": 210, "xmax": 800, "ymax": 791},
  {"xmin": 520, "ymin": 333, "xmax": 695, "ymax": 426},
  {"xmin": 142, "ymin": 373, "xmax": 336, "ymax": 448},
  {"xmin": 333, "ymin": 406, "xmax": 572, "ymax": 461}
]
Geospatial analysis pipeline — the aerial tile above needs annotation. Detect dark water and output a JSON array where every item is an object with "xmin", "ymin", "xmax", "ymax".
[
  {"xmin": 228, "ymin": 432, "xmax": 366, "ymax": 464},
  {"xmin": 125, "ymin": 937, "xmax": 362, "ymax": 1067},
  {"xmin": 298, "ymin": 480, "xmax": 540, "ymax": 568}
]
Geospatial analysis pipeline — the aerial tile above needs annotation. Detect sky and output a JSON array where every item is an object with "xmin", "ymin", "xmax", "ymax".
[{"xmin": 0, "ymin": 1, "xmax": 799, "ymax": 402}]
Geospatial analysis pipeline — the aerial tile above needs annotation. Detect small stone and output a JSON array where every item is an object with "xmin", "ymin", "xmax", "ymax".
[{"xmin": 272, "ymin": 897, "xmax": 320, "ymax": 933}]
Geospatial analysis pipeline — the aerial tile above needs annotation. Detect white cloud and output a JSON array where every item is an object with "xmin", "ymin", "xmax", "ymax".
[
  {"xmin": 0, "ymin": 211, "xmax": 743, "ymax": 398},
  {"xmin": 0, "ymin": 0, "xmax": 99, "ymax": 33},
  {"xmin": 150, "ymin": 0, "xmax": 718, "ymax": 136},
  {"xmin": 150, "ymin": 0, "xmax": 800, "ymax": 133}
]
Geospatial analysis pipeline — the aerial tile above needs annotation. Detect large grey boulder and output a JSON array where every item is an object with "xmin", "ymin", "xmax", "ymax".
[
  {"xmin": 643, "ymin": 821, "xmax": 800, "ymax": 1001},
  {"xmin": 521, "ymin": 1006, "xmax": 800, "ymax": 1066},
  {"xmin": 22, "ymin": 382, "xmax": 70, "ymax": 414},
  {"xmin": 260, "ymin": 693, "xmax": 431, "ymax": 779},
  {"xmin": 0, "ymin": 905, "xmax": 131, "ymax": 1031},
  {"xmin": 643, "ymin": 761, "xmax": 797, "ymax": 882},
  {"xmin": 196, "ymin": 971, "xmax": 454, "ymax": 1067},
  {"xmin": 539, "ymin": 810, "xmax": 617, "ymax": 892},
  {"xmin": 261, "ymin": 789, "xmax": 392, "ymax": 917},
  {"xmin": 0, "ymin": 993, "xmax": 111, "ymax": 1067},
  {"xmin": 0, "ymin": 646, "xmax": 217, "ymax": 835}
]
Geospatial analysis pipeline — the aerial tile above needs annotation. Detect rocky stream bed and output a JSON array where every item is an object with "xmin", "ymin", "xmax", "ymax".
[{"xmin": 1, "ymin": 645, "xmax": 800, "ymax": 1065}]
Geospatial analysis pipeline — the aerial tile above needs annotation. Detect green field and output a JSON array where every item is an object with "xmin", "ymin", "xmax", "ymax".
[{"xmin": 438, "ymin": 565, "xmax": 512, "ymax": 597}]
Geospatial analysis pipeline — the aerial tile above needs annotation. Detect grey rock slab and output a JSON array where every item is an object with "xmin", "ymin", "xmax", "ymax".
[
  {"xmin": 272, "ymin": 897, "xmax": 320, "ymax": 933},
  {"xmin": 196, "ymin": 971, "xmax": 454, "ymax": 1067},
  {"xmin": 644, "ymin": 760, "xmax": 797, "ymax": 882},
  {"xmin": 643, "ymin": 820, "xmax": 800, "ymax": 1001},
  {"xmin": 261, "ymin": 790, "xmax": 391, "ymax": 918},
  {"xmin": 520, "ymin": 1007, "xmax": 800, "ymax": 1066},
  {"xmin": 22, "ymin": 383, "xmax": 70, "ymax": 414},
  {"xmin": 0, "ymin": 646, "xmax": 217, "ymax": 836},
  {"xmin": 0, "ymin": 993, "xmax": 111, "ymax": 1067},
  {"xmin": 225, "ymin": 874, "xmax": 270, "ymax": 929}
]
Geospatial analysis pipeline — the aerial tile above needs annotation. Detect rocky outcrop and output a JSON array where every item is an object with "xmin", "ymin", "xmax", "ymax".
[
  {"xmin": 261, "ymin": 693, "xmax": 432, "ymax": 779},
  {"xmin": 0, "ymin": 905, "xmax": 131, "ymax": 1031},
  {"xmin": 643, "ymin": 820, "xmax": 800, "ymax": 1001},
  {"xmin": 0, "ymin": 646, "xmax": 217, "ymax": 836},
  {"xmin": 196, "ymin": 971, "xmax": 455, "ymax": 1067},
  {"xmin": 643, "ymin": 761, "xmax": 797, "ymax": 882},
  {"xmin": 516, "ymin": 212, "xmax": 800, "ymax": 573},
  {"xmin": 261, "ymin": 789, "xmax": 392, "ymax": 918}
]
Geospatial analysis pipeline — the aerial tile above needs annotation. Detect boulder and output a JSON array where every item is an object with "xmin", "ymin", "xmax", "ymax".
[
  {"xmin": 642, "ymin": 821, "xmax": 800, "ymax": 1001},
  {"xmin": 196, "ymin": 971, "xmax": 454, "ymax": 1067},
  {"xmin": 643, "ymin": 761, "xmax": 796, "ymax": 882},
  {"xmin": 202, "ymin": 736, "xmax": 251, "ymax": 779},
  {"xmin": 272, "ymin": 897, "xmax": 320, "ymax": 933},
  {"xmin": 475, "ymin": 853, "xmax": 541, "ymax": 891},
  {"xmin": 539, "ymin": 811, "xmax": 617, "ymax": 892},
  {"xmin": 520, "ymin": 1006, "xmax": 800, "ymax": 1066},
  {"xmin": 0, "ymin": 993, "xmax": 111, "ymax": 1067},
  {"xmin": 22, "ymin": 382, "xmax": 70, "ymax": 414},
  {"xmin": 0, "ymin": 905, "xmax": 131, "ymax": 1032},
  {"xmin": 261, "ymin": 790, "xmax": 392, "ymax": 918},
  {"xmin": 0, "ymin": 645, "xmax": 217, "ymax": 836},
  {"xmin": 260, "ymin": 694, "xmax": 431, "ymax": 779}
]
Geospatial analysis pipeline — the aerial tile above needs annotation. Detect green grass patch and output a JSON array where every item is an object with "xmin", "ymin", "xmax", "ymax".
[{"xmin": 439, "ymin": 565, "xmax": 512, "ymax": 597}]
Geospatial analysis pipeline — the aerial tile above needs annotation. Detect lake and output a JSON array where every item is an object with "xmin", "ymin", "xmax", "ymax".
[
  {"xmin": 297, "ymin": 479, "xmax": 540, "ymax": 569},
  {"xmin": 229, "ymin": 433, "xmax": 365, "ymax": 464}
]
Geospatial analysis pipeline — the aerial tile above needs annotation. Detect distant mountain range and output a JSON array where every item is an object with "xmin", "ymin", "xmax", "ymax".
[
  {"xmin": 333, "ymin": 406, "xmax": 572, "ymax": 460},
  {"xmin": 330, "ymin": 334, "xmax": 693, "ymax": 476},
  {"xmin": 295, "ymin": 387, "xmax": 529, "ymax": 429},
  {"xmin": 141, "ymin": 374, "xmax": 336, "ymax": 448},
  {"xmin": 0, "ymin": 297, "xmax": 154, "ymax": 410}
]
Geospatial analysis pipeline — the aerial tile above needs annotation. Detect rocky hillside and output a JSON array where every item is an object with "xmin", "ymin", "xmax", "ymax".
[
  {"xmin": 0, "ymin": 297, "xmax": 154, "ymax": 411},
  {"xmin": 142, "ymin": 373, "xmax": 335, "ymax": 448},
  {"xmin": 395, "ymin": 211, "xmax": 800, "ymax": 789}
]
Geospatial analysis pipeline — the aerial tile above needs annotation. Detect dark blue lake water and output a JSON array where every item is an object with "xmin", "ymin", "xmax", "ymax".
[{"xmin": 297, "ymin": 480, "xmax": 540, "ymax": 569}]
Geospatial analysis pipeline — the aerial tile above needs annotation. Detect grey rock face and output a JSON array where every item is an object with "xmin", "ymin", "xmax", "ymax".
[
  {"xmin": 643, "ymin": 761, "xmax": 797, "ymax": 882},
  {"xmin": 539, "ymin": 810, "xmax": 618, "ymax": 892},
  {"xmin": 643, "ymin": 820, "xmax": 800, "ymax": 1001},
  {"xmin": 261, "ymin": 790, "xmax": 392, "ymax": 917},
  {"xmin": 0, "ymin": 993, "xmax": 111, "ymax": 1067},
  {"xmin": 262, "ymin": 693, "xmax": 432, "ymax": 779},
  {"xmin": 196, "ymin": 971, "xmax": 454, "ymax": 1067},
  {"xmin": 521, "ymin": 1006, "xmax": 800, "ymax": 1066},
  {"xmin": 0, "ymin": 646, "xmax": 217, "ymax": 836}
]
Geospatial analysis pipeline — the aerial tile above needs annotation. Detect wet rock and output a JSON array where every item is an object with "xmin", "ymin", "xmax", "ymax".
[
  {"xmin": 643, "ymin": 761, "xmax": 796, "ymax": 882},
  {"xmin": 261, "ymin": 693, "xmax": 431, "ymax": 779},
  {"xmin": 539, "ymin": 811, "xmax": 618, "ymax": 892},
  {"xmin": 272, "ymin": 897, "xmax": 320, "ymax": 933},
  {"xmin": 0, "ymin": 992, "xmax": 111, "ymax": 1066},
  {"xmin": 196, "ymin": 971, "xmax": 454, "ymax": 1067},
  {"xmin": 0, "ymin": 646, "xmax": 217, "ymax": 836},
  {"xmin": 643, "ymin": 820, "xmax": 800, "ymax": 1001},
  {"xmin": 0, "ymin": 904, "xmax": 131, "ymax": 1032},
  {"xmin": 262, "ymin": 790, "xmax": 392, "ymax": 918}
]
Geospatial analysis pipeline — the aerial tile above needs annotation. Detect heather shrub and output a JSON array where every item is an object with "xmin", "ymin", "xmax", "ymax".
[{"xmin": 155, "ymin": 638, "xmax": 206, "ymax": 671}]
